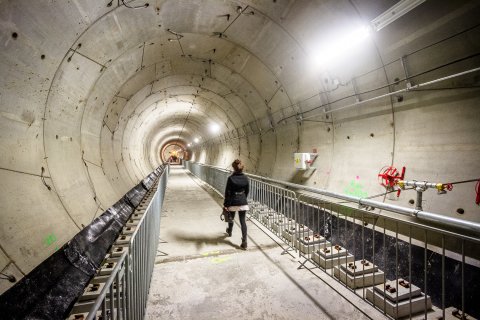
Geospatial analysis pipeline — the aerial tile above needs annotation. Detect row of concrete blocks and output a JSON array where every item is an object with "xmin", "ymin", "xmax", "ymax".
[
  {"xmin": 248, "ymin": 202, "xmax": 435, "ymax": 319},
  {"xmin": 66, "ymin": 186, "xmax": 158, "ymax": 320}
]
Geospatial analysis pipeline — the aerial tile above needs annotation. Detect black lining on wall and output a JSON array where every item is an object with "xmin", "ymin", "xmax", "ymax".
[{"xmin": 0, "ymin": 167, "xmax": 164, "ymax": 320}]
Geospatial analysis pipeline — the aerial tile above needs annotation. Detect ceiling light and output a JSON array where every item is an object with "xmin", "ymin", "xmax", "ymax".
[
  {"xmin": 187, "ymin": 143, "xmax": 191, "ymax": 147},
  {"xmin": 194, "ymin": 137, "xmax": 200, "ymax": 143},
  {"xmin": 371, "ymin": 0, "xmax": 426, "ymax": 31},
  {"xmin": 210, "ymin": 123, "xmax": 220, "ymax": 133},
  {"xmin": 309, "ymin": 25, "xmax": 371, "ymax": 70}
]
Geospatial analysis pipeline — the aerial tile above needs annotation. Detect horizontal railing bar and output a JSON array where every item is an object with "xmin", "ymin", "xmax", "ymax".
[
  {"xmin": 297, "ymin": 194, "xmax": 480, "ymax": 244},
  {"xmin": 192, "ymin": 162, "xmax": 480, "ymax": 237}
]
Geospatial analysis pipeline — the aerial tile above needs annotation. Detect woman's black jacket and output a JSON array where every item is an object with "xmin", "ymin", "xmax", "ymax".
[{"xmin": 223, "ymin": 172, "xmax": 249, "ymax": 207}]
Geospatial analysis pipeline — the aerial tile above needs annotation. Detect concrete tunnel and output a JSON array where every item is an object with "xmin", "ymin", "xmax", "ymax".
[{"xmin": 0, "ymin": 0, "xmax": 480, "ymax": 319}]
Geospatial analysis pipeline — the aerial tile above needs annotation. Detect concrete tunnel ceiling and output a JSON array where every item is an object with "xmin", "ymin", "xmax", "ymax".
[{"xmin": 1, "ymin": 0, "xmax": 480, "ymax": 286}]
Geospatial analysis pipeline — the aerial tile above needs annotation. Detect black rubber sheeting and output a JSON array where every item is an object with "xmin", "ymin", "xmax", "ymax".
[{"xmin": 0, "ymin": 166, "xmax": 164, "ymax": 319}]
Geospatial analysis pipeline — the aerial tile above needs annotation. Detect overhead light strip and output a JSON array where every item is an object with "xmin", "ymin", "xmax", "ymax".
[{"xmin": 371, "ymin": 0, "xmax": 427, "ymax": 31}]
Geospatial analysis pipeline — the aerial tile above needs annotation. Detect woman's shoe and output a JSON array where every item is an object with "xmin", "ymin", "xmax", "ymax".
[
  {"xmin": 226, "ymin": 227, "xmax": 232, "ymax": 237},
  {"xmin": 240, "ymin": 239, "xmax": 247, "ymax": 250}
]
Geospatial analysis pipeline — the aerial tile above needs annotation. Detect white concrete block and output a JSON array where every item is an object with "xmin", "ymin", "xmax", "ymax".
[
  {"xmin": 366, "ymin": 287, "xmax": 432, "ymax": 319},
  {"xmin": 122, "ymin": 226, "xmax": 136, "ymax": 235},
  {"xmin": 373, "ymin": 278, "xmax": 422, "ymax": 302},
  {"xmin": 126, "ymin": 219, "xmax": 139, "ymax": 227},
  {"xmin": 261, "ymin": 212, "xmax": 280, "ymax": 227},
  {"xmin": 67, "ymin": 310, "xmax": 111, "ymax": 320},
  {"xmin": 282, "ymin": 225, "xmax": 313, "ymax": 242},
  {"xmin": 78, "ymin": 282, "xmax": 105, "ymax": 301},
  {"xmin": 272, "ymin": 218, "xmax": 295, "ymax": 232},
  {"xmin": 110, "ymin": 245, "xmax": 128, "ymax": 257},
  {"xmin": 437, "ymin": 307, "xmax": 477, "ymax": 320},
  {"xmin": 312, "ymin": 246, "xmax": 354, "ymax": 269},
  {"xmin": 98, "ymin": 261, "xmax": 117, "ymax": 276},
  {"xmin": 130, "ymin": 212, "xmax": 144, "ymax": 220},
  {"xmin": 295, "ymin": 234, "xmax": 329, "ymax": 254},
  {"xmin": 333, "ymin": 260, "xmax": 385, "ymax": 289},
  {"xmin": 341, "ymin": 259, "xmax": 379, "ymax": 276},
  {"xmin": 115, "ymin": 234, "xmax": 131, "ymax": 245}
]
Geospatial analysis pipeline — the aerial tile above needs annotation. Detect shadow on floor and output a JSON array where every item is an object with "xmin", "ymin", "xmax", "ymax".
[{"xmin": 170, "ymin": 230, "xmax": 242, "ymax": 250}]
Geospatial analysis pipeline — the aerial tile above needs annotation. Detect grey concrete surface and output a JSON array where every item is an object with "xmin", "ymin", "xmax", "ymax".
[
  {"xmin": 1, "ymin": 0, "xmax": 479, "ymax": 292},
  {"xmin": 145, "ymin": 167, "xmax": 386, "ymax": 320}
]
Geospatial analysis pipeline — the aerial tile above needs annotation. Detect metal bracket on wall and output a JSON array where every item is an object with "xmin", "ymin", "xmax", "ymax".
[
  {"xmin": 401, "ymin": 55, "xmax": 413, "ymax": 89},
  {"xmin": 352, "ymin": 77, "xmax": 361, "ymax": 103}
]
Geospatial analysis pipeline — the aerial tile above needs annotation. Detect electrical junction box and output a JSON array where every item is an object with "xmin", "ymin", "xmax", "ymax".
[{"xmin": 294, "ymin": 153, "xmax": 310, "ymax": 170}]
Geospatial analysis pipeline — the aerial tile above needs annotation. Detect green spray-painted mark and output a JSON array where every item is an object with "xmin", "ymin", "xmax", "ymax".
[
  {"xmin": 201, "ymin": 250, "xmax": 220, "ymax": 257},
  {"xmin": 344, "ymin": 180, "xmax": 368, "ymax": 198},
  {"xmin": 43, "ymin": 233, "xmax": 57, "ymax": 247},
  {"xmin": 211, "ymin": 256, "xmax": 230, "ymax": 264}
]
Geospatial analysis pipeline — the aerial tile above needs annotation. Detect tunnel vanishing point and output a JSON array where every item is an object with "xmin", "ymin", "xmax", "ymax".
[{"xmin": 0, "ymin": 0, "xmax": 480, "ymax": 319}]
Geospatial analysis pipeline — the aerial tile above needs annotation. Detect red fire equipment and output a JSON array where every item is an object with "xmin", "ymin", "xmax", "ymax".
[{"xmin": 378, "ymin": 166, "xmax": 406, "ymax": 197}]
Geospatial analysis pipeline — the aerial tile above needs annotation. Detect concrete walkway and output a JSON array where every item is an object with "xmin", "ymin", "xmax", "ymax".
[{"xmin": 145, "ymin": 167, "xmax": 385, "ymax": 320}]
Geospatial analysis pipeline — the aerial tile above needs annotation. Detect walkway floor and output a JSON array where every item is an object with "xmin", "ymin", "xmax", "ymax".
[{"xmin": 145, "ymin": 167, "xmax": 386, "ymax": 320}]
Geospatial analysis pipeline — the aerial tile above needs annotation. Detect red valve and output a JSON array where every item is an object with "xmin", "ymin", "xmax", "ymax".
[
  {"xmin": 475, "ymin": 180, "xmax": 480, "ymax": 205},
  {"xmin": 378, "ymin": 166, "xmax": 406, "ymax": 197},
  {"xmin": 444, "ymin": 183, "xmax": 453, "ymax": 191}
]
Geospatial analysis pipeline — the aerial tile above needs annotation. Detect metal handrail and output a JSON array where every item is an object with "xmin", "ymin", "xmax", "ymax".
[
  {"xmin": 85, "ymin": 252, "xmax": 127, "ymax": 320},
  {"xmin": 83, "ymin": 164, "xmax": 169, "ymax": 320},
  {"xmin": 300, "ymin": 192, "xmax": 480, "ymax": 244},
  {"xmin": 185, "ymin": 160, "xmax": 480, "ymax": 320},
  {"xmin": 190, "ymin": 162, "xmax": 480, "ymax": 235}
]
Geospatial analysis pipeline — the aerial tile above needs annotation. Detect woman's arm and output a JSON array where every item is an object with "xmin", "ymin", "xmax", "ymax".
[{"xmin": 223, "ymin": 177, "xmax": 232, "ymax": 207}]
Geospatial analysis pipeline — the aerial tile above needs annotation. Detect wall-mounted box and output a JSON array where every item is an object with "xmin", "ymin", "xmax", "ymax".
[
  {"xmin": 294, "ymin": 153, "xmax": 318, "ymax": 170},
  {"xmin": 294, "ymin": 153, "xmax": 310, "ymax": 170}
]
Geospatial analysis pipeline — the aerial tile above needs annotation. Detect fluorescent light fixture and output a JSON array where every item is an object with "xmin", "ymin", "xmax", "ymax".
[
  {"xmin": 309, "ymin": 25, "xmax": 371, "ymax": 69},
  {"xmin": 371, "ymin": 0, "xmax": 426, "ymax": 31},
  {"xmin": 194, "ymin": 137, "xmax": 200, "ymax": 143},
  {"xmin": 210, "ymin": 123, "xmax": 220, "ymax": 133}
]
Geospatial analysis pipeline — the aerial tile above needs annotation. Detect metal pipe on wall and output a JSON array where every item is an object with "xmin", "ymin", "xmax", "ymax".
[
  {"xmin": 302, "ymin": 66, "xmax": 480, "ymax": 119},
  {"xmin": 189, "ymin": 162, "xmax": 480, "ymax": 235}
]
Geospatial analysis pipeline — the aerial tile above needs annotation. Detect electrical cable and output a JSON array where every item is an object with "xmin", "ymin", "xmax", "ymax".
[
  {"xmin": 324, "ymin": 187, "xmax": 416, "ymax": 205},
  {"xmin": 119, "ymin": 0, "xmax": 149, "ymax": 9},
  {"xmin": 365, "ymin": 187, "xmax": 415, "ymax": 200},
  {"xmin": 0, "ymin": 272, "xmax": 16, "ymax": 282},
  {"xmin": 40, "ymin": 167, "xmax": 51, "ymax": 191},
  {"xmin": 444, "ymin": 178, "xmax": 480, "ymax": 185},
  {"xmin": 276, "ymin": 51, "xmax": 480, "ymax": 124},
  {"xmin": 476, "ymin": 180, "xmax": 480, "ymax": 205}
]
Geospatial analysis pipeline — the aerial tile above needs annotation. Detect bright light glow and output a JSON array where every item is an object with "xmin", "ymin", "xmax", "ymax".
[
  {"xmin": 210, "ymin": 123, "xmax": 220, "ymax": 133},
  {"xmin": 309, "ymin": 25, "xmax": 371, "ymax": 70},
  {"xmin": 194, "ymin": 137, "xmax": 200, "ymax": 143},
  {"xmin": 187, "ymin": 143, "xmax": 191, "ymax": 147}
]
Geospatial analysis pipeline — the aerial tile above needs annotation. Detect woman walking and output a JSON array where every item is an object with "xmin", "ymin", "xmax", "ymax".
[{"xmin": 224, "ymin": 159, "xmax": 249, "ymax": 250}]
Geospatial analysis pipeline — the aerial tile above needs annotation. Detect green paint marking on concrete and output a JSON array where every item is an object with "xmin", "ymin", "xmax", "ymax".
[
  {"xmin": 344, "ymin": 180, "xmax": 368, "ymax": 198},
  {"xmin": 211, "ymin": 256, "xmax": 230, "ymax": 264},
  {"xmin": 43, "ymin": 233, "xmax": 57, "ymax": 247},
  {"xmin": 202, "ymin": 250, "xmax": 220, "ymax": 257}
]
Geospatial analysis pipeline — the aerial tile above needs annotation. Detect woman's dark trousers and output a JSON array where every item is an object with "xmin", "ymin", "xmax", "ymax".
[{"xmin": 227, "ymin": 211, "xmax": 247, "ymax": 240}]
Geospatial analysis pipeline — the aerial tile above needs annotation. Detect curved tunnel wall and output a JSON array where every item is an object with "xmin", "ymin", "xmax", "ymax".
[{"xmin": 0, "ymin": 0, "xmax": 479, "ymax": 292}]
